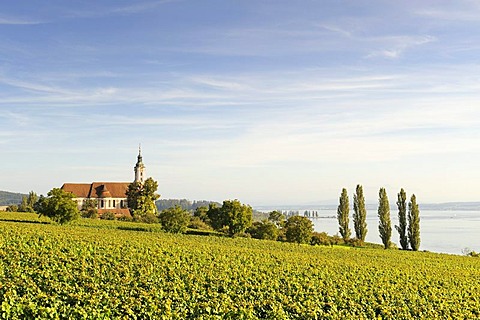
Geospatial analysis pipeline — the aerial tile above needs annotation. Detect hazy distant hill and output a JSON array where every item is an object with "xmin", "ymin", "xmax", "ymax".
[{"xmin": 0, "ymin": 191, "xmax": 26, "ymax": 206}]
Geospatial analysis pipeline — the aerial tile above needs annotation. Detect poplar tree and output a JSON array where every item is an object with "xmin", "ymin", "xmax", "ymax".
[
  {"xmin": 353, "ymin": 184, "xmax": 368, "ymax": 242},
  {"xmin": 378, "ymin": 187, "xmax": 392, "ymax": 249},
  {"xmin": 408, "ymin": 194, "xmax": 421, "ymax": 251},
  {"xmin": 337, "ymin": 188, "xmax": 351, "ymax": 241},
  {"xmin": 395, "ymin": 188, "xmax": 409, "ymax": 250}
]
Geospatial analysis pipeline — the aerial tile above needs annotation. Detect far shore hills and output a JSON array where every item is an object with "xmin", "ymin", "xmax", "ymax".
[{"xmin": 2, "ymin": 190, "xmax": 480, "ymax": 211}]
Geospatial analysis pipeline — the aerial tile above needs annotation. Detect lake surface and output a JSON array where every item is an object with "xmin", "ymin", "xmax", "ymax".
[{"xmin": 293, "ymin": 209, "xmax": 478, "ymax": 255}]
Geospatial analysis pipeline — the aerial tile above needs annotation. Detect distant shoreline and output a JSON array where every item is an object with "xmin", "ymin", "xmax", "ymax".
[{"xmin": 254, "ymin": 203, "xmax": 480, "ymax": 212}]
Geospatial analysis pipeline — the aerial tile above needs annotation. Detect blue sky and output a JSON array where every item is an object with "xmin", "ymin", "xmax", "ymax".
[{"xmin": 2, "ymin": 0, "xmax": 480, "ymax": 206}]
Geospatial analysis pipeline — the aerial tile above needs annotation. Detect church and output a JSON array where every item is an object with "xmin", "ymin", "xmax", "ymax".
[{"xmin": 61, "ymin": 148, "xmax": 146, "ymax": 217}]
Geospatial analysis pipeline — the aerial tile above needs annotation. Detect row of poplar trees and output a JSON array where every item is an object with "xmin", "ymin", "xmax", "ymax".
[{"xmin": 337, "ymin": 185, "xmax": 421, "ymax": 251}]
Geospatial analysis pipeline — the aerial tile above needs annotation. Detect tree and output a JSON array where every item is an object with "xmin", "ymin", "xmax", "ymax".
[
  {"xmin": 193, "ymin": 206, "xmax": 210, "ymax": 224},
  {"xmin": 224, "ymin": 200, "xmax": 253, "ymax": 236},
  {"xmin": 126, "ymin": 177, "xmax": 160, "ymax": 223},
  {"xmin": 18, "ymin": 191, "xmax": 38, "ymax": 213},
  {"xmin": 408, "ymin": 194, "xmax": 421, "ymax": 251},
  {"xmin": 206, "ymin": 203, "xmax": 224, "ymax": 230},
  {"xmin": 337, "ymin": 188, "xmax": 351, "ymax": 241},
  {"xmin": 247, "ymin": 220, "xmax": 279, "ymax": 240},
  {"xmin": 311, "ymin": 232, "xmax": 332, "ymax": 246},
  {"xmin": 207, "ymin": 200, "xmax": 252, "ymax": 236},
  {"xmin": 395, "ymin": 188, "xmax": 408, "ymax": 250},
  {"xmin": 35, "ymin": 188, "xmax": 80, "ymax": 224},
  {"xmin": 378, "ymin": 187, "xmax": 392, "ymax": 249},
  {"xmin": 81, "ymin": 199, "xmax": 98, "ymax": 219},
  {"xmin": 158, "ymin": 205, "xmax": 190, "ymax": 233},
  {"xmin": 284, "ymin": 215, "xmax": 313, "ymax": 244},
  {"xmin": 268, "ymin": 210, "xmax": 286, "ymax": 227},
  {"xmin": 353, "ymin": 184, "xmax": 368, "ymax": 242}
]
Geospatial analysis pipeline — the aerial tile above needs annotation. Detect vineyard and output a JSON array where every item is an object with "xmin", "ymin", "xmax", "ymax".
[{"xmin": 0, "ymin": 212, "xmax": 479, "ymax": 319}]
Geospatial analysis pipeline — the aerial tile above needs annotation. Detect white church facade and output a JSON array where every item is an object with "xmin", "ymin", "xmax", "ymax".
[{"xmin": 61, "ymin": 148, "xmax": 147, "ymax": 217}]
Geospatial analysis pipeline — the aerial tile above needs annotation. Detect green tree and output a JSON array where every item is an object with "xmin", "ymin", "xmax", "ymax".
[
  {"xmin": 311, "ymin": 231, "xmax": 332, "ymax": 246},
  {"xmin": 378, "ymin": 187, "xmax": 392, "ymax": 249},
  {"xmin": 284, "ymin": 215, "xmax": 313, "ymax": 244},
  {"xmin": 395, "ymin": 188, "xmax": 408, "ymax": 250},
  {"xmin": 353, "ymin": 184, "xmax": 368, "ymax": 242},
  {"xmin": 18, "ymin": 191, "xmax": 38, "ymax": 213},
  {"xmin": 408, "ymin": 194, "xmax": 421, "ymax": 251},
  {"xmin": 193, "ymin": 206, "xmax": 210, "ymax": 224},
  {"xmin": 126, "ymin": 177, "xmax": 160, "ymax": 223},
  {"xmin": 224, "ymin": 200, "xmax": 253, "ymax": 236},
  {"xmin": 158, "ymin": 205, "xmax": 190, "ymax": 233},
  {"xmin": 207, "ymin": 200, "xmax": 252, "ymax": 236},
  {"xmin": 35, "ymin": 188, "xmax": 80, "ymax": 224},
  {"xmin": 268, "ymin": 210, "xmax": 286, "ymax": 227},
  {"xmin": 206, "ymin": 203, "xmax": 224, "ymax": 230},
  {"xmin": 81, "ymin": 199, "xmax": 98, "ymax": 219},
  {"xmin": 247, "ymin": 220, "xmax": 279, "ymax": 240},
  {"xmin": 337, "ymin": 188, "xmax": 351, "ymax": 241}
]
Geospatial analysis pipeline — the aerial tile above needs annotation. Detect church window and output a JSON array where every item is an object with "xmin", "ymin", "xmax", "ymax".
[{"xmin": 113, "ymin": 200, "xmax": 116, "ymax": 208}]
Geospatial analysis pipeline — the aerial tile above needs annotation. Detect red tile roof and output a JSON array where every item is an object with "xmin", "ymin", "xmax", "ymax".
[{"xmin": 62, "ymin": 182, "xmax": 130, "ymax": 199}]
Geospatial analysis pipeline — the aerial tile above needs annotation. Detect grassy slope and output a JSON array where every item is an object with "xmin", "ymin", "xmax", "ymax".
[{"xmin": 0, "ymin": 212, "xmax": 479, "ymax": 319}]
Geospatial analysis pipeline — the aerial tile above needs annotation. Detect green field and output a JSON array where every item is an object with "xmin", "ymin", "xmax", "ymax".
[{"xmin": 0, "ymin": 212, "xmax": 479, "ymax": 319}]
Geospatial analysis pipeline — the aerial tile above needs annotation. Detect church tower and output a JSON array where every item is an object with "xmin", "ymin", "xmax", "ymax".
[{"xmin": 134, "ymin": 145, "xmax": 146, "ymax": 183}]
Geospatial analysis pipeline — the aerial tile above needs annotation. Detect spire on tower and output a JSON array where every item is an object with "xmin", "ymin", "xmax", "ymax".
[
  {"xmin": 137, "ymin": 144, "xmax": 143, "ymax": 162},
  {"xmin": 134, "ymin": 144, "xmax": 146, "ymax": 183}
]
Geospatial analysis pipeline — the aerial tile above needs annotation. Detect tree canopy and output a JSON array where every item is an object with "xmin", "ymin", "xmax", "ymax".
[
  {"xmin": 284, "ymin": 215, "xmax": 313, "ymax": 244},
  {"xmin": 126, "ymin": 177, "xmax": 160, "ymax": 222},
  {"xmin": 395, "ymin": 188, "xmax": 408, "ymax": 250},
  {"xmin": 35, "ymin": 188, "xmax": 80, "ymax": 224},
  {"xmin": 408, "ymin": 194, "xmax": 421, "ymax": 251},
  {"xmin": 378, "ymin": 187, "xmax": 392, "ymax": 249},
  {"xmin": 337, "ymin": 188, "xmax": 351, "ymax": 241},
  {"xmin": 268, "ymin": 210, "xmax": 286, "ymax": 227},
  {"xmin": 247, "ymin": 220, "xmax": 279, "ymax": 240},
  {"xmin": 18, "ymin": 191, "xmax": 38, "ymax": 213},
  {"xmin": 81, "ymin": 199, "xmax": 98, "ymax": 219},
  {"xmin": 353, "ymin": 184, "xmax": 368, "ymax": 242},
  {"xmin": 158, "ymin": 205, "xmax": 190, "ymax": 233},
  {"xmin": 207, "ymin": 200, "xmax": 252, "ymax": 236}
]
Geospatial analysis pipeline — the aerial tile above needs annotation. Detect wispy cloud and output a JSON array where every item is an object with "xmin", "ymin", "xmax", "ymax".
[
  {"xmin": 113, "ymin": 0, "xmax": 179, "ymax": 14},
  {"xmin": 366, "ymin": 35, "xmax": 436, "ymax": 59},
  {"xmin": 0, "ymin": 15, "xmax": 43, "ymax": 25},
  {"xmin": 415, "ymin": 7, "xmax": 480, "ymax": 21}
]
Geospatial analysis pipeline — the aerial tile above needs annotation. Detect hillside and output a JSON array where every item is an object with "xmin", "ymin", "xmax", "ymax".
[
  {"xmin": 0, "ymin": 190, "xmax": 25, "ymax": 206},
  {"xmin": 0, "ymin": 212, "xmax": 478, "ymax": 318}
]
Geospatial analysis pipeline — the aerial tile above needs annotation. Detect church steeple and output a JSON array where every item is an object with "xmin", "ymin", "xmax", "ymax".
[{"xmin": 134, "ymin": 145, "xmax": 146, "ymax": 183}]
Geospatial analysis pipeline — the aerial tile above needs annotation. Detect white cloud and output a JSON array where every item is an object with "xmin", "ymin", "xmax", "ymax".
[
  {"xmin": 113, "ymin": 0, "xmax": 179, "ymax": 14},
  {"xmin": 0, "ymin": 16, "xmax": 43, "ymax": 25},
  {"xmin": 365, "ymin": 35, "xmax": 436, "ymax": 59}
]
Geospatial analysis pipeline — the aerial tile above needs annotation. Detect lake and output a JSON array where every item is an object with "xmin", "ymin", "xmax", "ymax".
[{"xmin": 289, "ymin": 209, "xmax": 479, "ymax": 255}]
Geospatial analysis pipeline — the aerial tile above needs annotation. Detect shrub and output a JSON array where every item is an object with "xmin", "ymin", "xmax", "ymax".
[
  {"xmin": 6, "ymin": 205, "xmax": 18, "ymax": 212},
  {"xmin": 284, "ymin": 216, "xmax": 313, "ymax": 244},
  {"xmin": 118, "ymin": 214, "xmax": 133, "ymax": 222},
  {"xmin": 310, "ymin": 232, "xmax": 332, "ymax": 246},
  {"xmin": 158, "ymin": 205, "xmax": 189, "ymax": 233},
  {"xmin": 101, "ymin": 211, "xmax": 116, "ymax": 220},
  {"xmin": 247, "ymin": 220, "xmax": 279, "ymax": 240},
  {"xmin": 188, "ymin": 216, "xmax": 213, "ymax": 230}
]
